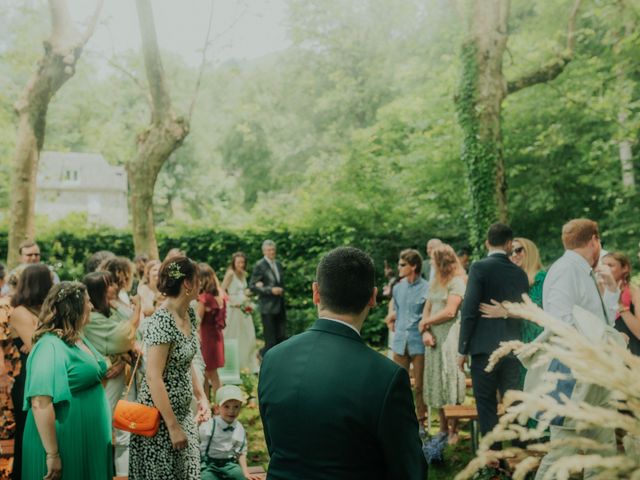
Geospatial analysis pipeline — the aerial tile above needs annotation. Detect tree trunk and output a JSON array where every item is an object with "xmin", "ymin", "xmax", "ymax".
[
  {"xmin": 7, "ymin": 0, "xmax": 102, "ymax": 268},
  {"xmin": 616, "ymin": 14, "xmax": 635, "ymax": 192},
  {"xmin": 455, "ymin": 0, "xmax": 509, "ymax": 251},
  {"xmin": 456, "ymin": 0, "xmax": 581, "ymax": 253},
  {"xmin": 129, "ymin": 0, "xmax": 189, "ymax": 259},
  {"xmin": 618, "ymin": 111, "xmax": 635, "ymax": 191}
]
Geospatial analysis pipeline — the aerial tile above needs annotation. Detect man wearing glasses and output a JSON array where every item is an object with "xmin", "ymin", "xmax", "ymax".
[
  {"xmin": 385, "ymin": 249, "xmax": 428, "ymax": 425},
  {"xmin": 16, "ymin": 240, "xmax": 60, "ymax": 283}
]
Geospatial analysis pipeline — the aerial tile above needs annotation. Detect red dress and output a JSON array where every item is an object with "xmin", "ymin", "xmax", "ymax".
[{"xmin": 198, "ymin": 293, "xmax": 226, "ymax": 369}]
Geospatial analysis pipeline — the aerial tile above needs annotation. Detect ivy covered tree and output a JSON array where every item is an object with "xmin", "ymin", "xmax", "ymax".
[{"xmin": 455, "ymin": 0, "xmax": 581, "ymax": 252}]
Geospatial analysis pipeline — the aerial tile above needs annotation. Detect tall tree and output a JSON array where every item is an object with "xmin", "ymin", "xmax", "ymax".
[
  {"xmin": 7, "ymin": 0, "xmax": 103, "ymax": 267},
  {"xmin": 455, "ymin": 0, "xmax": 581, "ymax": 251},
  {"xmin": 127, "ymin": 0, "xmax": 212, "ymax": 258}
]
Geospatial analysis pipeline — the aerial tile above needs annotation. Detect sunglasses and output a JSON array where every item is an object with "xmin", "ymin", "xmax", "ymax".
[{"xmin": 511, "ymin": 247, "xmax": 524, "ymax": 256}]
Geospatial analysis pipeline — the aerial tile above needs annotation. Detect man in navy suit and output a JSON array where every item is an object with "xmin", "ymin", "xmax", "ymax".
[
  {"xmin": 458, "ymin": 223, "xmax": 529, "ymax": 446},
  {"xmin": 259, "ymin": 247, "xmax": 426, "ymax": 480}
]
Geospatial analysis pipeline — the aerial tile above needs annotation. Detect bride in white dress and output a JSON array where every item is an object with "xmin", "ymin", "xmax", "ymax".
[{"xmin": 221, "ymin": 252, "xmax": 259, "ymax": 373}]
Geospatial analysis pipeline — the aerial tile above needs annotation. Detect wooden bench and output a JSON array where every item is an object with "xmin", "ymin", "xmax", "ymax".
[
  {"xmin": 442, "ymin": 404, "xmax": 479, "ymax": 452},
  {"xmin": 113, "ymin": 466, "xmax": 266, "ymax": 480}
]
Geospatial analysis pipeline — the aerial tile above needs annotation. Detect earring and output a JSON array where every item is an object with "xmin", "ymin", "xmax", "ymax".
[{"xmin": 186, "ymin": 288, "xmax": 191, "ymax": 296}]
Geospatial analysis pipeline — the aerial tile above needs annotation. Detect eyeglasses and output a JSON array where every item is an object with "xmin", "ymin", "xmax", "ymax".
[{"xmin": 511, "ymin": 247, "xmax": 524, "ymax": 256}]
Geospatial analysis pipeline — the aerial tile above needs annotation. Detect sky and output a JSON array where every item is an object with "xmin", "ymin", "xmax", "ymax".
[{"xmin": 67, "ymin": 0, "xmax": 292, "ymax": 67}]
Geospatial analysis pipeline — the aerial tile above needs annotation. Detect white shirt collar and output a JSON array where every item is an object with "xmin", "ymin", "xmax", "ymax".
[
  {"xmin": 322, "ymin": 317, "xmax": 361, "ymax": 336},
  {"xmin": 564, "ymin": 249, "xmax": 594, "ymax": 274},
  {"xmin": 488, "ymin": 249, "xmax": 507, "ymax": 256}
]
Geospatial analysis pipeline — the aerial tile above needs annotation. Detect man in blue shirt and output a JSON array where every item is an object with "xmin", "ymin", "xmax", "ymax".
[{"xmin": 385, "ymin": 248, "xmax": 429, "ymax": 424}]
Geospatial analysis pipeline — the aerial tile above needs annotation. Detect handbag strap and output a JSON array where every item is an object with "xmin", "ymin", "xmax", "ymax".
[{"xmin": 124, "ymin": 353, "xmax": 141, "ymax": 398}]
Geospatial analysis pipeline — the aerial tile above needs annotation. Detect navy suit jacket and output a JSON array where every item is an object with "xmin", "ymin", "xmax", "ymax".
[{"xmin": 258, "ymin": 318, "xmax": 427, "ymax": 480}]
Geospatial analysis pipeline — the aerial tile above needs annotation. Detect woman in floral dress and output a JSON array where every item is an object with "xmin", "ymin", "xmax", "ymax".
[
  {"xmin": 129, "ymin": 256, "xmax": 211, "ymax": 480},
  {"xmin": 419, "ymin": 245, "xmax": 467, "ymax": 444}
]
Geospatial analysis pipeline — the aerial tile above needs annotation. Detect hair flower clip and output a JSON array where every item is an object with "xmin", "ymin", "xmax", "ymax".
[{"xmin": 167, "ymin": 262, "xmax": 185, "ymax": 280}]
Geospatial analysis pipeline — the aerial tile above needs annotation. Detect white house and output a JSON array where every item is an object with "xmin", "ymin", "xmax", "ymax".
[{"xmin": 36, "ymin": 151, "xmax": 129, "ymax": 228}]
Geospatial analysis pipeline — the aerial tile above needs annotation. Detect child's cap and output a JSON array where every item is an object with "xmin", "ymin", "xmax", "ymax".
[{"xmin": 216, "ymin": 385, "xmax": 245, "ymax": 406}]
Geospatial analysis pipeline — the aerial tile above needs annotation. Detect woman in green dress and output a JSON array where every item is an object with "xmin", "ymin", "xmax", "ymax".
[
  {"xmin": 83, "ymin": 271, "xmax": 141, "ymax": 477},
  {"xmin": 22, "ymin": 282, "xmax": 112, "ymax": 480},
  {"xmin": 480, "ymin": 237, "xmax": 546, "ymax": 388}
]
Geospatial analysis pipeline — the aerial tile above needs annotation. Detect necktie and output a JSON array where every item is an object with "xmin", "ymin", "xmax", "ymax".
[
  {"xmin": 223, "ymin": 425, "xmax": 234, "ymax": 432},
  {"xmin": 589, "ymin": 271, "xmax": 609, "ymax": 323},
  {"xmin": 269, "ymin": 261, "xmax": 280, "ymax": 283}
]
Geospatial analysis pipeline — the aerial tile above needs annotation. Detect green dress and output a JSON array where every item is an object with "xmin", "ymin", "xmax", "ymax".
[
  {"xmin": 521, "ymin": 270, "xmax": 547, "ymax": 344},
  {"xmin": 22, "ymin": 333, "xmax": 113, "ymax": 480}
]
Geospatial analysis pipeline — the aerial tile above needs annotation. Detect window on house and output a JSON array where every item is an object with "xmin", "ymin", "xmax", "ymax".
[{"xmin": 63, "ymin": 169, "xmax": 80, "ymax": 183}]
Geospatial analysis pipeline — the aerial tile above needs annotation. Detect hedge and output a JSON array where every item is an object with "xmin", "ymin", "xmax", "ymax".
[{"xmin": 0, "ymin": 225, "xmax": 462, "ymax": 347}]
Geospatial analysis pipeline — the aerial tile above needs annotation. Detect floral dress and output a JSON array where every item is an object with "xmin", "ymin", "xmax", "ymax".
[
  {"xmin": 129, "ymin": 307, "xmax": 200, "ymax": 480},
  {"xmin": 423, "ymin": 276, "xmax": 466, "ymax": 408},
  {"xmin": 0, "ymin": 303, "xmax": 19, "ymax": 440}
]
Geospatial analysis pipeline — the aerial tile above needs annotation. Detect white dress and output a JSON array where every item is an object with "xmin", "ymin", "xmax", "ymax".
[{"xmin": 224, "ymin": 273, "xmax": 259, "ymax": 373}]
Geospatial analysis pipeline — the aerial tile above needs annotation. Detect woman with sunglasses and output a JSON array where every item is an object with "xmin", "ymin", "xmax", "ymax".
[{"xmin": 481, "ymin": 238, "xmax": 547, "ymax": 344}]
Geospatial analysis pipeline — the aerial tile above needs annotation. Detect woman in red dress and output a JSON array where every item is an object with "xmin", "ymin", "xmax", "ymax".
[{"xmin": 197, "ymin": 263, "xmax": 226, "ymax": 400}]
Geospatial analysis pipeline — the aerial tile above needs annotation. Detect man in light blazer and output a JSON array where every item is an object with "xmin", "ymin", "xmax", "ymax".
[
  {"xmin": 250, "ymin": 240, "xmax": 286, "ymax": 356},
  {"xmin": 258, "ymin": 247, "xmax": 426, "ymax": 480}
]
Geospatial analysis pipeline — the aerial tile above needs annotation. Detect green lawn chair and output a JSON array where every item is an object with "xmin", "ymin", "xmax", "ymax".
[{"xmin": 219, "ymin": 338, "xmax": 241, "ymax": 385}]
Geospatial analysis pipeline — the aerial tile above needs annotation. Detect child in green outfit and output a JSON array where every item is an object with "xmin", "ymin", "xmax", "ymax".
[{"xmin": 199, "ymin": 385, "xmax": 261, "ymax": 480}]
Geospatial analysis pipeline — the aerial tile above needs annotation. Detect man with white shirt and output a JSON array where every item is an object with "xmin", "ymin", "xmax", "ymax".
[
  {"xmin": 258, "ymin": 247, "xmax": 426, "ymax": 480},
  {"xmin": 535, "ymin": 218, "xmax": 620, "ymax": 480},
  {"xmin": 250, "ymin": 240, "xmax": 287, "ymax": 357}
]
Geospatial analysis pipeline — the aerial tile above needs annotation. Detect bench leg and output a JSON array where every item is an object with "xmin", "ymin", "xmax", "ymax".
[{"xmin": 470, "ymin": 420, "xmax": 479, "ymax": 453}]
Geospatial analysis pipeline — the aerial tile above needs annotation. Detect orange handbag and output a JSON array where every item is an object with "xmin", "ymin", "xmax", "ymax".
[{"xmin": 112, "ymin": 354, "xmax": 160, "ymax": 437}]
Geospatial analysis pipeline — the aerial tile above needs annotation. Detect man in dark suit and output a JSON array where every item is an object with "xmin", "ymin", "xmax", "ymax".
[
  {"xmin": 258, "ymin": 247, "xmax": 426, "ymax": 480},
  {"xmin": 250, "ymin": 240, "xmax": 286, "ymax": 356},
  {"xmin": 458, "ymin": 223, "xmax": 529, "ymax": 445}
]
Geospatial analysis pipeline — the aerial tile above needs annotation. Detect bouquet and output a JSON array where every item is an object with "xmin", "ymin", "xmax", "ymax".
[{"xmin": 232, "ymin": 300, "xmax": 255, "ymax": 315}]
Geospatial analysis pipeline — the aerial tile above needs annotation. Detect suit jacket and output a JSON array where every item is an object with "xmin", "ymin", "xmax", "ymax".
[
  {"xmin": 249, "ymin": 258, "xmax": 285, "ymax": 315},
  {"xmin": 458, "ymin": 253, "xmax": 530, "ymax": 356},
  {"xmin": 258, "ymin": 318, "xmax": 426, "ymax": 480}
]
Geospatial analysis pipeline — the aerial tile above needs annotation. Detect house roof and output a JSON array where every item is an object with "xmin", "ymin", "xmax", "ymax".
[{"xmin": 37, "ymin": 151, "xmax": 127, "ymax": 192}]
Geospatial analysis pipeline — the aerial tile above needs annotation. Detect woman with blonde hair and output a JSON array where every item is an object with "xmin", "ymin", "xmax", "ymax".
[
  {"xmin": 481, "ymin": 237, "xmax": 547, "ymax": 343},
  {"xmin": 138, "ymin": 259, "xmax": 161, "ymax": 318},
  {"xmin": 418, "ymin": 244, "xmax": 466, "ymax": 444}
]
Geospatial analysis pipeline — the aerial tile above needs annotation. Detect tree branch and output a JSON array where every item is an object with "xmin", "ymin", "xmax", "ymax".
[
  {"xmin": 80, "ymin": 0, "xmax": 105, "ymax": 46},
  {"xmin": 136, "ymin": 0, "xmax": 172, "ymax": 121},
  {"xmin": 506, "ymin": 0, "xmax": 582, "ymax": 95},
  {"xmin": 188, "ymin": 0, "xmax": 215, "ymax": 121},
  {"xmin": 103, "ymin": 55, "xmax": 152, "ymax": 107}
]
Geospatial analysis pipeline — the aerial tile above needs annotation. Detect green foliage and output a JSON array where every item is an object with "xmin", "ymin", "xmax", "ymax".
[
  {"xmin": 455, "ymin": 41, "xmax": 497, "ymax": 255},
  {"xmin": 0, "ymin": 225, "xmax": 442, "ymax": 347}
]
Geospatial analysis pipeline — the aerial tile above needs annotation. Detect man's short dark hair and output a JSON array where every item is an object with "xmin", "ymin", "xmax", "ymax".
[
  {"xmin": 316, "ymin": 247, "xmax": 375, "ymax": 315},
  {"xmin": 487, "ymin": 223, "xmax": 513, "ymax": 247}
]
